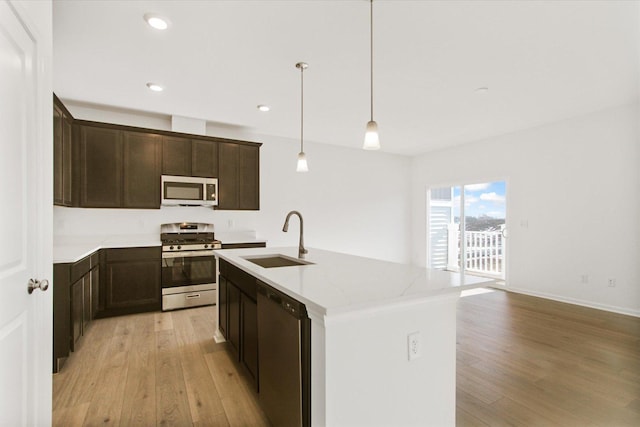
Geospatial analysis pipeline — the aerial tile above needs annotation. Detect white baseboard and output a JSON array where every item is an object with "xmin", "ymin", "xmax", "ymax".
[{"xmin": 493, "ymin": 285, "xmax": 640, "ymax": 318}]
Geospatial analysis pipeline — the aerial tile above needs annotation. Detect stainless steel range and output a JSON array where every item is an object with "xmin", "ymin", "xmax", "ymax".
[{"xmin": 160, "ymin": 222, "xmax": 221, "ymax": 311}]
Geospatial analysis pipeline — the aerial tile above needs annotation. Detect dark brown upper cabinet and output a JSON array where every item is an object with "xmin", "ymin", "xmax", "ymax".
[
  {"xmin": 77, "ymin": 124, "xmax": 123, "ymax": 208},
  {"xmin": 123, "ymin": 132, "xmax": 162, "ymax": 208},
  {"xmin": 218, "ymin": 142, "xmax": 260, "ymax": 210},
  {"xmin": 54, "ymin": 96, "xmax": 259, "ymax": 211},
  {"xmin": 162, "ymin": 136, "xmax": 218, "ymax": 178},
  {"xmin": 192, "ymin": 139, "xmax": 219, "ymax": 178},
  {"xmin": 162, "ymin": 136, "xmax": 191, "ymax": 176},
  {"xmin": 77, "ymin": 122, "xmax": 162, "ymax": 209},
  {"xmin": 53, "ymin": 95, "xmax": 73, "ymax": 206}
]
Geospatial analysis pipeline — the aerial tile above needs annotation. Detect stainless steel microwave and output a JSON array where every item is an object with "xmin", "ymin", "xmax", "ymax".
[{"xmin": 161, "ymin": 175, "xmax": 218, "ymax": 206}]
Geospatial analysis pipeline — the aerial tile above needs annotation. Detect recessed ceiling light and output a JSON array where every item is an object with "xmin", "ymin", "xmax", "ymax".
[
  {"xmin": 475, "ymin": 87, "xmax": 489, "ymax": 94},
  {"xmin": 144, "ymin": 13, "xmax": 169, "ymax": 30},
  {"xmin": 257, "ymin": 105, "xmax": 270, "ymax": 112},
  {"xmin": 146, "ymin": 82, "xmax": 164, "ymax": 92}
]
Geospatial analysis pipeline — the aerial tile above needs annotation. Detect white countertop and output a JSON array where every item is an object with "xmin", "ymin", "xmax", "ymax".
[
  {"xmin": 53, "ymin": 234, "xmax": 161, "ymax": 263},
  {"xmin": 53, "ymin": 233, "xmax": 268, "ymax": 264},
  {"xmin": 215, "ymin": 247, "xmax": 494, "ymax": 317}
]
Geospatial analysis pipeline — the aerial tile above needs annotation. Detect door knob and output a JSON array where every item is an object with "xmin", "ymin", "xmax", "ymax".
[{"xmin": 28, "ymin": 278, "xmax": 49, "ymax": 294}]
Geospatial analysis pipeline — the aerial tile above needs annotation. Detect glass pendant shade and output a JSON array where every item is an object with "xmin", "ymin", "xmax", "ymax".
[
  {"xmin": 296, "ymin": 151, "xmax": 309, "ymax": 172},
  {"xmin": 363, "ymin": 120, "xmax": 380, "ymax": 150}
]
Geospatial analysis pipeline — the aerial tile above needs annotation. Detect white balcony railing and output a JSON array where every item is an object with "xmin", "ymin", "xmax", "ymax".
[{"xmin": 447, "ymin": 226, "xmax": 505, "ymax": 278}]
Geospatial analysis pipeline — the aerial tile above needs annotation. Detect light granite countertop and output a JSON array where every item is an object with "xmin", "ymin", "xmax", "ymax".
[
  {"xmin": 215, "ymin": 246, "xmax": 494, "ymax": 317},
  {"xmin": 53, "ymin": 234, "xmax": 161, "ymax": 263}
]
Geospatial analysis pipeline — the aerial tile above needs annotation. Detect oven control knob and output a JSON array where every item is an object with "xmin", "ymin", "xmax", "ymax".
[
  {"xmin": 204, "ymin": 244, "xmax": 209, "ymax": 249},
  {"xmin": 177, "ymin": 245, "xmax": 182, "ymax": 250},
  {"xmin": 170, "ymin": 245, "xmax": 174, "ymax": 250}
]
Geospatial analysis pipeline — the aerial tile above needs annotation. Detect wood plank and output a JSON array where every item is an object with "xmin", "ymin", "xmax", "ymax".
[
  {"xmin": 81, "ymin": 342, "xmax": 130, "ymax": 425},
  {"xmin": 120, "ymin": 313, "xmax": 157, "ymax": 426},
  {"xmin": 52, "ymin": 402, "xmax": 90, "ymax": 427},
  {"xmin": 154, "ymin": 311, "xmax": 173, "ymax": 331},
  {"xmin": 205, "ymin": 350, "xmax": 270, "ymax": 426},
  {"xmin": 155, "ymin": 329, "xmax": 192, "ymax": 426}
]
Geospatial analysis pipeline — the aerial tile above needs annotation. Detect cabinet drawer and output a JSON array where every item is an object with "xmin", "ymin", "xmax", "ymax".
[{"xmin": 105, "ymin": 246, "xmax": 161, "ymax": 262}]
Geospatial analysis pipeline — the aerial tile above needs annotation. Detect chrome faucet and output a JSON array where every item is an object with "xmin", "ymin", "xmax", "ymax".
[{"xmin": 282, "ymin": 210, "xmax": 308, "ymax": 259}]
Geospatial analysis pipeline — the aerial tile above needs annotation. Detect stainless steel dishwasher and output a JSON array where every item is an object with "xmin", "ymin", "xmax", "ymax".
[{"xmin": 257, "ymin": 281, "xmax": 311, "ymax": 427}]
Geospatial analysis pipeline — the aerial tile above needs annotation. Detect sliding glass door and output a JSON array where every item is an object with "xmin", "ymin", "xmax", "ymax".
[{"xmin": 428, "ymin": 181, "xmax": 506, "ymax": 279}]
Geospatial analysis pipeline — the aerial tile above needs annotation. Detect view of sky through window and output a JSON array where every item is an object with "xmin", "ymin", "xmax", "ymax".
[{"xmin": 453, "ymin": 181, "xmax": 506, "ymax": 220}]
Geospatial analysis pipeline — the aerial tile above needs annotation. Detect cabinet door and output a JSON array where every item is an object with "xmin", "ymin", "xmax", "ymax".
[
  {"xmin": 53, "ymin": 104, "xmax": 63, "ymax": 205},
  {"xmin": 218, "ymin": 276, "xmax": 228, "ymax": 338},
  {"xmin": 123, "ymin": 131, "xmax": 162, "ymax": 208},
  {"xmin": 78, "ymin": 125, "xmax": 123, "ymax": 207},
  {"xmin": 62, "ymin": 117, "xmax": 73, "ymax": 206},
  {"xmin": 227, "ymin": 282, "xmax": 241, "ymax": 356},
  {"xmin": 192, "ymin": 139, "xmax": 218, "ymax": 178},
  {"xmin": 238, "ymin": 144, "xmax": 259, "ymax": 210},
  {"xmin": 218, "ymin": 142, "xmax": 260, "ymax": 210},
  {"xmin": 162, "ymin": 136, "xmax": 191, "ymax": 176},
  {"xmin": 218, "ymin": 142, "xmax": 239, "ymax": 209},
  {"xmin": 241, "ymin": 293, "xmax": 258, "ymax": 383},
  {"xmin": 70, "ymin": 278, "xmax": 83, "ymax": 351},
  {"xmin": 91, "ymin": 266, "xmax": 99, "ymax": 320},
  {"xmin": 105, "ymin": 259, "xmax": 161, "ymax": 312},
  {"xmin": 82, "ymin": 273, "xmax": 91, "ymax": 332},
  {"xmin": 53, "ymin": 264, "xmax": 71, "ymax": 372}
]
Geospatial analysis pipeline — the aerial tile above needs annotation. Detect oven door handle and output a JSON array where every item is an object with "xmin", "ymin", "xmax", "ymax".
[{"xmin": 162, "ymin": 250, "xmax": 215, "ymax": 259}]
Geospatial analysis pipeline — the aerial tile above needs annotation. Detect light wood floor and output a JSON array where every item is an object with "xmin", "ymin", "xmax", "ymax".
[
  {"xmin": 52, "ymin": 306, "xmax": 270, "ymax": 426},
  {"xmin": 457, "ymin": 290, "xmax": 640, "ymax": 427},
  {"xmin": 53, "ymin": 290, "xmax": 640, "ymax": 426}
]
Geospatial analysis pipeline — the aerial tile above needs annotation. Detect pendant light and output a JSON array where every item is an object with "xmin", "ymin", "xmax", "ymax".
[
  {"xmin": 363, "ymin": 0, "xmax": 380, "ymax": 150},
  {"xmin": 296, "ymin": 62, "xmax": 309, "ymax": 172}
]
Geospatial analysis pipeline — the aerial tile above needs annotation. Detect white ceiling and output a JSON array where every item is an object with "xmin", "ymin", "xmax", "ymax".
[{"xmin": 53, "ymin": 0, "xmax": 640, "ymax": 156}]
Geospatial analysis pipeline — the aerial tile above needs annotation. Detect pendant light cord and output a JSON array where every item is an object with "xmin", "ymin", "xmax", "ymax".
[
  {"xmin": 300, "ymin": 64, "xmax": 304, "ymax": 153},
  {"xmin": 370, "ymin": 0, "xmax": 374, "ymax": 122}
]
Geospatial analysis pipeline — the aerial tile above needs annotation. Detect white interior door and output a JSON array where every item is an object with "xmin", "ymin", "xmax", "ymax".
[{"xmin": 0, "ymin": 1, "xmax": 53, "ymax": 425}]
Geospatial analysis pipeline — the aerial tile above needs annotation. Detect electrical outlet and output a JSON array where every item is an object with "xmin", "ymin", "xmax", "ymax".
[
  {"xmin": 580, "ymin": 274, "xmax": 589, "ymax": 284},
  {"xmin": 608, "ymin": 278, "xmax": 616, "ymax": 287},
  {"xmin": 408, "ymin": 332, "xmax": 421, "ymax": 361},
  {"xmin": 228, "ymin": 219, "xmax": 234, "ymax": 229}
]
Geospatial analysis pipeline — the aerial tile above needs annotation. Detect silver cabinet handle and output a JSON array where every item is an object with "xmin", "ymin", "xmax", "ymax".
[{"xmin": 28, "ymin": 278, "xmax": 49, "ymax": 294}]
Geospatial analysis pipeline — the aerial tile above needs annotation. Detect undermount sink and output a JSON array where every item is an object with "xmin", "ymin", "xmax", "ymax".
[{"xmin": 243, "ymin": 254, "xmax": 314, "ymax": 268}]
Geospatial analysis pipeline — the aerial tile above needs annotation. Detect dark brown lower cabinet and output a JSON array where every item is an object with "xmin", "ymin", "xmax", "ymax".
[
  {"xmin": 70, "ymin": 275, "xmax": 93, "ymax": 352},
  {"xmin": 53, "ymin": 251, "xmax": 100, "ymax": 372},
  {"xmin": 227, "ymin": 282, "xmax": 241, "ymax": 354},
  {"xmin": 101, "ymin": 247, "xmax": 161, "ymax": 317},
  {"xmin": 91, "ymin": 265, "xmax": 99, "ymax": 319},
  {"xmin": 70, "ymin": 277, "xmax": 83, "ymax": 351},
  {"xmin": 241, "ymin": 294, "xmax": 258, "ymax": 381},
  {"xmin": 218, "ymin": 276, "xmax": 228, "ymax": 337},
  {"xmin": 218, "ymin": 258, "xmax": 258, "ymax": 388}
]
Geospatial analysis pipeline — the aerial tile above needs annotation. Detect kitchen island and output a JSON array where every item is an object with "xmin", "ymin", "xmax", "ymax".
[{"xmin": 215, "ymin": 247, "xmax": 494, "ymax": 427}]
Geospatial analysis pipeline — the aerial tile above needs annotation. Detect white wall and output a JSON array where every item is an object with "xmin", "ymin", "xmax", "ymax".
[
  {"xmin": 56, "ymin": 103, "xmax": 412, "ymax": 263},
  {"xmin": 411, "ymin": 103, "xmax": 640, "ymax": 316}
]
